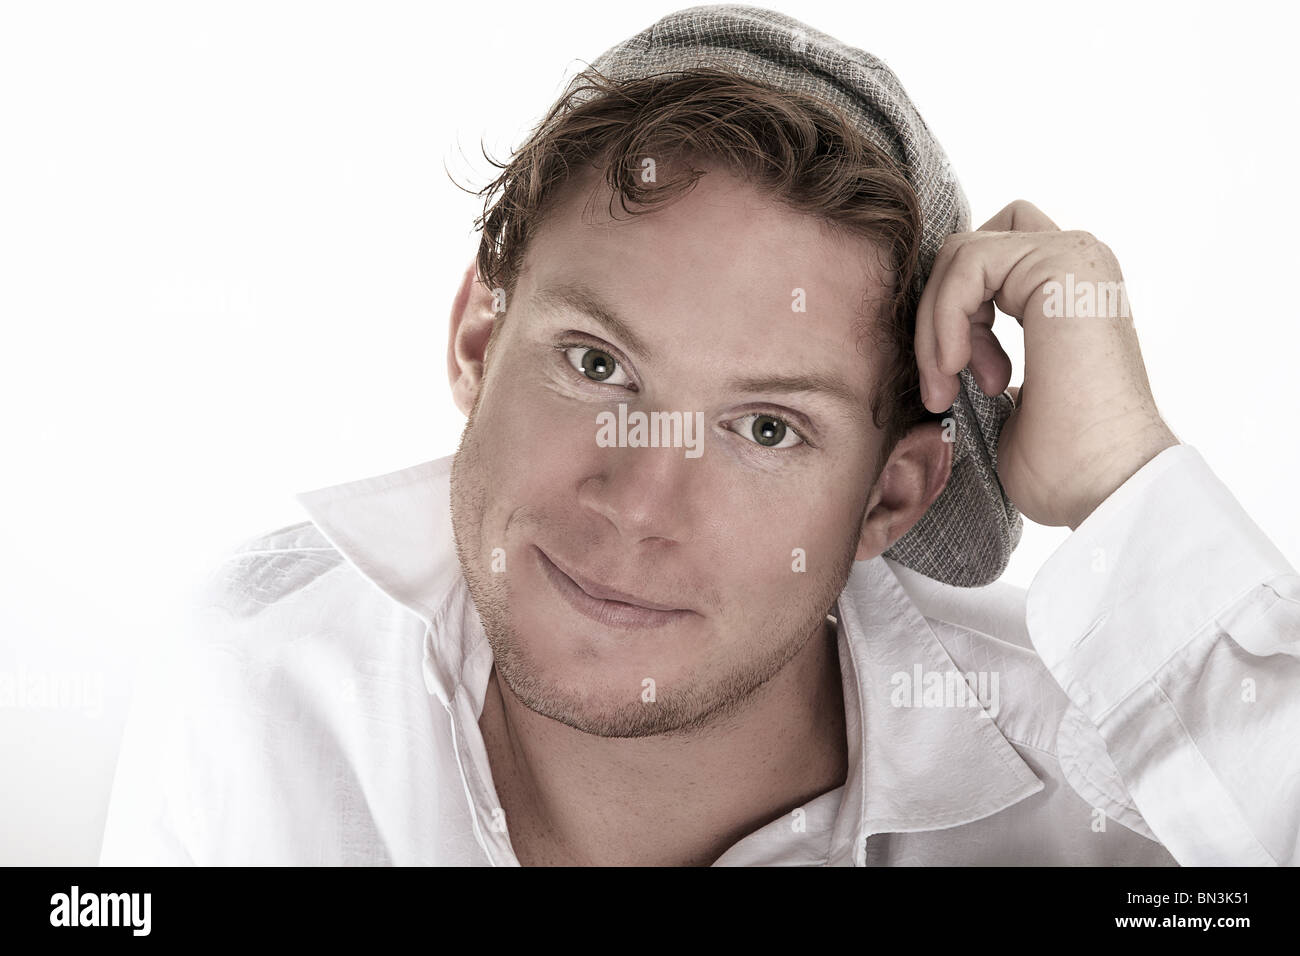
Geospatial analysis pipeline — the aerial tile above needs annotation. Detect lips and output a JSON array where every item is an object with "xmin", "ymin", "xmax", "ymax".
[{"xmin": 533, "ymin": 545, "xmax": 692, "ymax": 630}]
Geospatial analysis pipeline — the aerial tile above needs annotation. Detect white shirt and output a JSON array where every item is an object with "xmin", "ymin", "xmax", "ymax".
[{"xmin": 99, "ymin": 443, "xmax": 1300, "ymax": 865}]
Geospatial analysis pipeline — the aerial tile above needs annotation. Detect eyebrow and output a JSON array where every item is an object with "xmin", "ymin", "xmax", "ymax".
[
  {"xmin": 531, "ymin": 281, "xmax": 870, "ymax": 422},
  {"xmin": 725, "ymin": 372, "xmax": 868, "ymax": 423},
  {"xmin": 532, "ymin": 283, "xmax": 655, "ymax": 361}
]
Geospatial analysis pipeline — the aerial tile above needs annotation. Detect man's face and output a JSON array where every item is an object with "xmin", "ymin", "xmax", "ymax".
[{"xmin": 450, "ymin": 163, "xmax": 893, "ymax": 737}]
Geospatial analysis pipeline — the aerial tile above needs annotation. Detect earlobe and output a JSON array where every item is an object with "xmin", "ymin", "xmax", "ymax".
[
  {"xmin": 446, "ymin": 260, "xmax": 499, "ymax": 416},
  {"xmin": 854, "ymin": 422, "xmax": 954, "ymax": 561}
]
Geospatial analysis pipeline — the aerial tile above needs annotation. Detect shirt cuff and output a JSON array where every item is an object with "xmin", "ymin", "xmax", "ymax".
[{"xmin": 1025, "ymin": 442, "xmax": 1297, "ymax": 724}]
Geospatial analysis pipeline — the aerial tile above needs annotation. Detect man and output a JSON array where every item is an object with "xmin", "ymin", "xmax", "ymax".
[{"xmin": 100, "ymin": 5, "xmax": 1299, "ymax": 866}]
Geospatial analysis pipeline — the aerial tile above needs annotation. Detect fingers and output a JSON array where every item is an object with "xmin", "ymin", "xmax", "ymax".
[
  {"xmin": 967, "ymin": 313, "xmax": 1013, "ymax": 397},
  {"xmin": 914, "ymin": 283, "xmax": 940, "ymax": 409},
  {"xmin": 915, "ymin": 219, "xmax": 1050, "ymax": 413},
  {"xmin": 919, "ymin": 237, "xmax": 997, "ymax": 411},
  {"xmin": 934, "ymin": 261, "xmax": 987, "ymax": 377},
  {"xmin": 914, "ymin": 236, "xmax": 957, "ymax": 411},
  {"xmin": 976, "ymin": 199, "xmax": 1060, "ymax": 233}
]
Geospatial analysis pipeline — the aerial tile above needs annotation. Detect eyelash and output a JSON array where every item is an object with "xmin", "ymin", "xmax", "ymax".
[{"xmin": 554, "ymin": 339, "xmax": 811, "ymax": 451}]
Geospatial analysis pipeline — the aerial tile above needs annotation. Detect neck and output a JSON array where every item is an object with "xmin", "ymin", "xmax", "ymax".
[{"xmin": 478, "ymin": 616, "xmax": 848, "ymax": 866}]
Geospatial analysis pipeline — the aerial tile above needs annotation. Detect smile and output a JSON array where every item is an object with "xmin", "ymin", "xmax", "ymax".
[{"xmin": 533, "ymin": 545, "xmax": 693, "ymax": 630}]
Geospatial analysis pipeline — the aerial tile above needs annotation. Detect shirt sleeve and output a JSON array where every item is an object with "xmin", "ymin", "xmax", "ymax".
[
  {"xmin": 1025, "ymin": 442, "xmax": 1300, "ymax": 866},
  {"xmin": 98, "ymin": 634, "xmax": 198, "ymax": 866}
]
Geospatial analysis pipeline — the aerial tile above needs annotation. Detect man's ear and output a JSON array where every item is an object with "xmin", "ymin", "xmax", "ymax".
[
  {"xmin": 447, "ymin": 260, "xmax": 499, "ymax": 416},
  {"xmin": 854, "ymin": 420, "xmax": 953, "ymax": 561}
]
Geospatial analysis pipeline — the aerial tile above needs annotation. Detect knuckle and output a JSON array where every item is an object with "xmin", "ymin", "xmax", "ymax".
[
  {"xmin": 931, "ymin": 235, "xmax": 963, "ymax": 268},
  {"xmin": 938, "ymin": 231, "xmax": 967, "ymax": 253},
  {"xmin": 1065, "ymin": 229, "xmax": 1118, "ymax": 266},
  {"xmin": 948, "ymin": 237, "xmax": 982, "ymax": 272}
]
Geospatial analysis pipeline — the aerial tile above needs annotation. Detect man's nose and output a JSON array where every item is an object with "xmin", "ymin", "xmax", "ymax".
[{"xmin": 577, "ymin": 443, "xmax": 704, "ymax": 544}]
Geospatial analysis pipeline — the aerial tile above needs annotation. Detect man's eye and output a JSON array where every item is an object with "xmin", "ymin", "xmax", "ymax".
[
  {"xmin": 732, "ymin": 413, "xmax": 804, "ymax": 449},
  {"xmin": 563, "ymin": 346, "xmax": 632, "ymax": 387}
]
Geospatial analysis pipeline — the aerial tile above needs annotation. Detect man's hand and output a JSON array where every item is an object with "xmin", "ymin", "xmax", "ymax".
[{"xmin": 915, "ymin": 199, "xmax": 1179, "ymax": 530}]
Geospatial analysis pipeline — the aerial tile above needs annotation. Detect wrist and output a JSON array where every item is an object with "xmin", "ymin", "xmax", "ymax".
[{"xmin": 1065, "ymin": 422, "xmax": 1179, "ymax": 530}]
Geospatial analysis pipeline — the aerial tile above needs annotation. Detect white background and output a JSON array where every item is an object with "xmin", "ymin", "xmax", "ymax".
[{"xmin": 2, "ymin": 0, "xmax": 1296, "ymax": 864}]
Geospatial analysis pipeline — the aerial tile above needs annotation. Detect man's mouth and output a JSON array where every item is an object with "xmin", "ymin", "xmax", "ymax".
[{"xmin": 532, "ymin": 545, "xmax": 693, "ymax": 630}]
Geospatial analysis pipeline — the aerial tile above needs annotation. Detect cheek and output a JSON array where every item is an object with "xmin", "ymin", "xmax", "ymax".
[
  {"xmin": 470, "ymin": 357, "xmax": 608, "ymax": 507},
  {"xmin": 707, "ymin": 473, "xmax": 865, "ymax": 618},
  {"xmin": 487, "ymin": 390, "xmax": 581, "ymax": 457}
]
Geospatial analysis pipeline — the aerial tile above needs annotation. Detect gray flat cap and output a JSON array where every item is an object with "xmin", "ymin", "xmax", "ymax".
[{"xmin": 560, "ymin": 3, "xmax": 1022, "ymax": 586}]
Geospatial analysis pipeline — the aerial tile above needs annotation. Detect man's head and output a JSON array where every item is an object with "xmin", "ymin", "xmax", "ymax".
[{"xmin": 447, "ymin": 68, "xmax": 951, "ymax": 738}]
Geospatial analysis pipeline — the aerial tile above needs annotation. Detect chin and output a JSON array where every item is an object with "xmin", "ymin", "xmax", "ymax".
[
  {"xmin": 498, "ymin": 606, "xmax": 686, "ymax": 695},
  {"xmin": 484, "ymin": 597, "xmax": 724, "ymax": 737},
  {"xmin": 488, "ymin": 597, "xmax": 775, "ymax": 739},
  {"xmin": 496, "ymin": 654, "xmax": 725, "ymax": 739}
]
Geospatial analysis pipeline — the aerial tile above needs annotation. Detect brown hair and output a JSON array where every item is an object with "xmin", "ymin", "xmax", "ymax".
[{"xmin": 461, "ymin": 66, "xmax": 941, "ymax": 469}]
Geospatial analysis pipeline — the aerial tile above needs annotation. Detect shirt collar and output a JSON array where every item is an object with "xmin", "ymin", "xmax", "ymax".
[{"xmin": 296, "ymin": 455, "xmax": 1043, "ymax": 865}]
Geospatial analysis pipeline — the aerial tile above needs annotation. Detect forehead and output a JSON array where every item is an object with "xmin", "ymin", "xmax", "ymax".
[{"xmin": 516, "ymin": 164, "xmax": 895, "ymax": 391}]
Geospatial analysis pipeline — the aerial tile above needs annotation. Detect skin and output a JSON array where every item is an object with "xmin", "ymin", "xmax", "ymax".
[
  {"xmin": 446, "ymin": 162, "xmax": 951, "ymax": 865},
  {"xmin": 915, "ymin": 200, "xmax": 1178, "ymax": 529},
  {"xmin": 446, "ymin": 167, "xmax": 1176, "ymax": 866}
]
